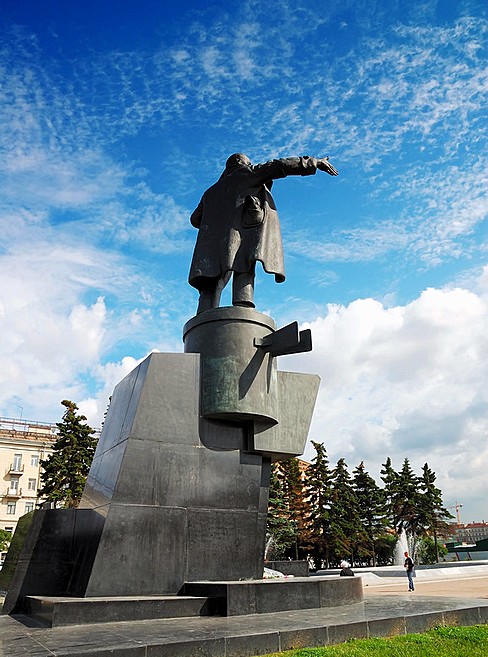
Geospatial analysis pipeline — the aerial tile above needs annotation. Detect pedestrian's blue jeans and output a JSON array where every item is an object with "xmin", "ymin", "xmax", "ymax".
[{"xmin": 407, "ymin": 570, "xmax": 415, "ymax": 590}]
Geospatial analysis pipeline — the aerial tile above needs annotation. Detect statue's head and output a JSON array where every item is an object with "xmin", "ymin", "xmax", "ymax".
[{"xmin": 225, "ymin": 153, "xmax": 252, "ymax": 169}]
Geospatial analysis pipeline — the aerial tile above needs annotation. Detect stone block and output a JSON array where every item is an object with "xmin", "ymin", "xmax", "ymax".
[
  {"xmin": 405, "ymin": 611, "xmax": 443, "ymax": 634},
  {"xmin": 24, "ymin": 595, "xmax": 215, "ymax": 627},
  {"xmin": 280, "ymin": 626, "xmax": 329, "ymax": 651},
  {"xmin": 443, "ymin": 607, "xmax": 482, "ymax": 626},
  {"xmin": 368, "ymin": 616, "xmax": 405, "ymax": 638},
  {"xmin": 267, "ymin": 560, "xmax": 309, "ymax": 577},
  {"xmin": 2, "ymin": 509, "xmax": 103, "ymax": 615},
  {"xmin": 183, "ymin": 576, "xmax": 363, "ymax": 617},
  {"xmin": 224, "ymin": 632, "xmax": 280, "ymax": 656},
  {"xmin": 328, "ymin": 620, "xmax": 368, "ymax": 644}
]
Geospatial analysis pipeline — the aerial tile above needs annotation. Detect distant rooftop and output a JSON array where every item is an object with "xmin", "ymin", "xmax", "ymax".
[{"xmin": 0, "ymin": 416, "xmax": 101, "ymax": 438}]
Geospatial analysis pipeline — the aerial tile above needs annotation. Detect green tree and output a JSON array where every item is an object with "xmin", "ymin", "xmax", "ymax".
[
  {"xmin": 329, "ymin": 458, "xmax": 365, "ymax": 566},
  {"xmin": 304, "ymin": 441, "xmax": 333, "ymax": 569},
  {"xmin": 391, "ymin": 458, "xmax": 422, "ymax": 557},
  {"xmin": 417, "ymin": 463, "xmax": 453, "ymax": 562},
  {"xmin": 394, "ymin": 458, "xmax": 418, "ymax": 529},
  {"xmin": 38, "ymin": 399, "xmax": 98, "ymax": 508},
  {"xmin": 416, "ymin": 535, "xmax": 448, "ymax": 564},
  {"xmin": 275, "ymin": 458, "xmax": 310, "ymax": 560},
  {"xmin": 352, "ymin": 461, "xmax": 388, "ymax": 566},
  {"xmin": 0, "ymin": 528, "xmax": 12, "ymax": 552},
  {"xmin": 266, "ymin": 463, "xmax": 296, "ymax": 560},
  {"xmin": 374, "ymin": 533, "xmax": 398, "ymax": 565},
  {"xmin": 380, "ymin": 456, "xmax": 399, "ymax": 528}
]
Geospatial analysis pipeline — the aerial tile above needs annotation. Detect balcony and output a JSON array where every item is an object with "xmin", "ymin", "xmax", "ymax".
[
  {"xmin": 5, "ymin": 488, "xmax": 22, "ymax": 498},
  {"xmin": 7, "ymin": 464, "xmax": 24, "ymax": 474}
]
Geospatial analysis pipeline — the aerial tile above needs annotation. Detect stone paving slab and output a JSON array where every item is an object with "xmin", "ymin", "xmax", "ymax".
[
  {"xmin": 1, "ymin": 594, "xmax": 488, "ymax": 657},
  {"xmin": 363, "ymin": 574, "xmax": 488, "ymax": 598}
]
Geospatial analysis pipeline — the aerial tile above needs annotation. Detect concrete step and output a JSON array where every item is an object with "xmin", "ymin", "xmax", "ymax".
[
  {"xmin": 183, "ymin": 575, "xmax": 363, "ymax": 616},
  {"xmin": 23, "ymin": 594, "xmax": 216, "ymax": 627}
]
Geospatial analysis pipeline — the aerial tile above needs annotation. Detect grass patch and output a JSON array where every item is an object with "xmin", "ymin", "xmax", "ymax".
[{"xmin": 258, "ymin": 625, "xmax": 488, "ymax": 657}]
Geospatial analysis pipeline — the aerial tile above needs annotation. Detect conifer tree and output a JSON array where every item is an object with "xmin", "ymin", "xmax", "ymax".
[
  {"xmin": 329, "ymin": 458, "xmax": 365, "ymax": 566},
  {"xmin": 266, "ymin": 463, "xmax": 296, "ymax": 560},
  {"xmin": 394, "ymin": 458, "xmax": 420, "ymax": 528},
  {"xmin": 380, "ymin": 456, "xmax": 398, "ymax": 527},
  {"xmin": 392, "ymin": 458, "xmax": 422, "ymax": 556},
  {"xmin": 352, "ymin": 461, "xmax": 388, "ymax": 566},
  {"xmin": 417, "ymin": 463, "xmax": 453, "ymax": 562},
  {"xmin": 277, "ymin": 458, "xmax": 309, "ymax": 560},
  {"xmin": 304, "ymin": 441, "xmax": 333, "ymax": 569},
  {"xmin": 38, "ymin": 400, "xmax": 98, "ymax": 508}
]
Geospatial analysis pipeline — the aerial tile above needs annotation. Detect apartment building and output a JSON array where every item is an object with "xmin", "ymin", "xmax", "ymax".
[
  {"xmin": 0, "ymin": 417, "xmax": 58, "ymax": 539},
  {"xmin": 450, "ymin": 522, "xmax": 488, "ymax": 544}
]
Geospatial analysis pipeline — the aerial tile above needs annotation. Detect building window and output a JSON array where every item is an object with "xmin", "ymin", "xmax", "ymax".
[
  {"xmin": 13, "ymin": 454, "xmax": 22, "ymax": 470},
  {"xmin": 6, "ymin": 502, "xmax": 16, "ymax": 515},
  {"xmin": 9, "ymin": 477, "xmax": 19, "ymax": 491},
  {"xmin": 28, "ymin": 478, "xmax": 37, "ymax": 491},
  {"xmin": 4, "ymin": 527, "xmax": 13, "ymax": 533},
  {"xmin": 31, "ymin": 454, "xmax": 39, "ymax": 467},
  {"xmin": 25, "ymin": 502, "xmax": 35, "ymax": 513}
]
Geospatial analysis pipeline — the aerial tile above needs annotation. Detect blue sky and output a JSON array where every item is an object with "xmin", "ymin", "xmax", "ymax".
[{"xmin": 1, "ymin": 0, "xmax": 487, "ymax": 522}]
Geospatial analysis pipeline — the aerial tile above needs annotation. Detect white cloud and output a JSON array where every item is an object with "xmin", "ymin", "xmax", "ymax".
[
  {"xmin": 78, "ymin": 355, "xmax": 144, "ymax": 426},
  {"xmin": 1, "ymin": 1, "xmax": 487, "ymax": 524},
  {"xmin": 0, "ymin": 210, "xmax": 184, "ymax": 426},
  {"xmin": 285, "ymin": 275, "xmax": 488, "ymax": 520}
]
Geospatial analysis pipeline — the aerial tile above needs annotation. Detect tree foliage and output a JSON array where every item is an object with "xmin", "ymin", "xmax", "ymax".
[
  {"xmin": 329, "ymin": 458, "xmax": 368, "ymax": 565},
  {"xmin": 417, "ymin": 535, "xmax": 448, "ymax": 564},
  {"xmin": 304, "ymin": 441, "xmax": 333, "ymax": 569},
  {"xmin": 393, "ymin": 458, "xmax": 420, "ymax": 536},
  {"xmin": 38, "ymin": 399, "xmax": 98, "ymax": 509},
  {"xmin": 416, "ymin": 463, "xmax": 454, "ymax": 561},
  {"xmin": 0, "ymin": 528, "xmax": 12, "ymax": 552},
  {"xmin": 277, "ymin": 458, "xmax": 310, "ymax": 560},
  {"xmin": 380, "ymin": 456, "xmax": 399, "ymax": 527},
  {"xmin": 352, "ymin": 461, "xmax": 388, "ymax": 566},
  {"xmin": 267, "ymin": 446, "xmax": 452, "ymax": 569},
  {"xmin": 266, "ymin": 463, "xmax": 296, "ymax": 560}
]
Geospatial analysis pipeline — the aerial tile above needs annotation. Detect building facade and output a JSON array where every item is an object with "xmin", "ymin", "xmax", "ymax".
[
  {"xmin": 0, "ymin": 417, "xmax": 58, "ymax": 559},
  {"xmin": 449, "ymin": 522, "xmax": 488, "ymax": 544}
]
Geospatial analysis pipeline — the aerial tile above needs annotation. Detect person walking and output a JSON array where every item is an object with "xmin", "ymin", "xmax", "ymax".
[{"xmin": 404, "ymin": 551, "xmax": 415, "ymax": 591}]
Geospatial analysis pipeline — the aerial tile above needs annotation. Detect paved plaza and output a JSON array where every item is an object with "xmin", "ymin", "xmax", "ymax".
[
  {"xmin": 364, "ymin": 574, "xmax": 488, "ymax": 598},
  {"xmin": 1, "ymin": 563, "xmax": 487, "ymax": 657}
]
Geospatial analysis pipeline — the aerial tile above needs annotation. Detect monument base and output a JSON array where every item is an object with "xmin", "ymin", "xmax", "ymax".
[
  {"xmin": 183, "ymin": 576, "xmax": 363, "ymax": 616},
  {"xmin": 18, "ymin": 576, "xmax": 363, "ymax": 627}
]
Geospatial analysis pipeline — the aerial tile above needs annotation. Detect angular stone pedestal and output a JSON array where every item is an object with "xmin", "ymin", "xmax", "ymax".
[{"xmin": 3, "ymin": 308, "xmax": 322, "ymax": 621}]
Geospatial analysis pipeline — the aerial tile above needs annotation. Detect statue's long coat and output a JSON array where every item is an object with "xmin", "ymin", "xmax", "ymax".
[{"xmin": 189, "ymin": 157, "xmax": 318, "ymax": 290}]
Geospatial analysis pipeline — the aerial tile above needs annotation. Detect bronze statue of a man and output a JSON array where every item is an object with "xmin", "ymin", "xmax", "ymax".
[{"xmin": 189, "ymin": 154, "xmax": 338, "ymax": 314}]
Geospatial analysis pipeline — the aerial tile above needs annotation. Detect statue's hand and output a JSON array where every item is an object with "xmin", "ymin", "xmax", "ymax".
[{"xmin": 316, "ymin": 157, "xmax": 338, "ymax": 176}]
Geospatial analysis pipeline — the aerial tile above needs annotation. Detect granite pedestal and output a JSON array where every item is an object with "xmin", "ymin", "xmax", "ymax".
[{"xmin": 3, "ymin": 308, "xmax": 322, "ymax": 622}]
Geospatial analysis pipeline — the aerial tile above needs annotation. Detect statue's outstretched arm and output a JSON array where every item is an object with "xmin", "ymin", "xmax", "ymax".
[
  {"xmin": 252, "ymin": 156, "xmax": 338, "ymax": 184},
  {"xmin": 316, "ymin": 157, "xmax": 338, "ymax": 176}
]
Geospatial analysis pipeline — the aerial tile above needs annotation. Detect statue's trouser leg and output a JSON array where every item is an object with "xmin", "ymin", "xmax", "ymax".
[
  {"xmin": 197, "ymin": 273, "xmax": 231, "ymax": 314},
  {"xmin": 232, "ymin": 264, "xmax": 256, "ymax": 308}
]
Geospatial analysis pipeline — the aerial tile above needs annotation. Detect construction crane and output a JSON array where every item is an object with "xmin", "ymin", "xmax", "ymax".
[{"xmin": 447, "ymin": 501, "xmax": 463, "ymax": 524}]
